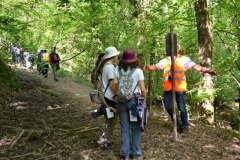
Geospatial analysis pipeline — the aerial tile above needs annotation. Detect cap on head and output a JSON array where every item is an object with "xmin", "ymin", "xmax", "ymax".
[
  {"xmin": 104, "ymin": 46, "xmax": 120, "ymax": 59},
  {"xmin": 120, "ymin": 49, "xmax": 138, "ymax": 63}
]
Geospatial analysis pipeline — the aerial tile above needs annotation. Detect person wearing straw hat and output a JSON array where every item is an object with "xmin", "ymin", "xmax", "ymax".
[{"xmin": 117, "ymin": 49, "xmax": 147, "ymax": 160}]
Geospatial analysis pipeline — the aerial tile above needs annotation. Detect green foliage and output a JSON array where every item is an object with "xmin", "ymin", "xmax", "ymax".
[
  {"xmin": 231, "ymin": 112, "xmax": 240, "ymax": 130},
  {"xmin": 58, "ymin": 69, "xmax": 72, "ymax": 78},
  {"xmin": 0, "ymin": 58, "xmax": 21, "ymax": 91}
]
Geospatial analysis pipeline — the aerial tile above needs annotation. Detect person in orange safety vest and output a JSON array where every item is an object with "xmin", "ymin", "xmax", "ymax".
[{"xmin": 144, "ymin": 44, "xmax": 216, "ymax": 134}]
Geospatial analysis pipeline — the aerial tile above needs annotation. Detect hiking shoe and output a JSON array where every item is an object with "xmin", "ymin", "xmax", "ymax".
[
  {"xmin": 91, "ymin": 107, "xmax": 106, "ymax": 118},
  {"xmin": 97, "ymin": 137, "xmax": 107, "ymax": 145},
  {"xmin": 181, "ymin": 127, "xmax": 189, "ymax": 136},
  {"xmin": 103, "ymin": 142, "xmax": 114, "ymax": 150}
]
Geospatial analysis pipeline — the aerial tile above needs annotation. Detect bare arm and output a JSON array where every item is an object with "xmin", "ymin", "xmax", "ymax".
[
  {"xmin": 109, "ymin": 79, "xmax": 117, "ymax": 95},
  {"xmin": 192, "ymin": 64, "xmax": 216, "ymax": 75},
  {"xmin": 144, "ymin": 65, "xmax": 158, "ymax": 71}
]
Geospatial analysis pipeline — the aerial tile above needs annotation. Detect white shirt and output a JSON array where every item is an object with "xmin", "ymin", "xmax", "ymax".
[
  {"xmin": 101, "ymin": 62, "xmax": 116, "ymax": 100},
  {"xmin": 155, "ymin": 55, "xmax": 196, "ymax": 70},
  {"xmin": 116, "ymin": 68, "xmax": 144, "ymax": 94}
]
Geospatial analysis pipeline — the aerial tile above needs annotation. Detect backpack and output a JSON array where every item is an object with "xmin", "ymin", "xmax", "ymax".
[
  {"xmin": 134, "ymin": 92, "xmax": 148, "ymax": 132},
  {"xmin": 37, "ymin": 53, "xmax": 43, "ymax": 61},
  {"xmin": 118, "ymin": 68, "xmax": 137, "ymax": 102},
  {"xmin": 42, "ymin": 54, "xmax": 49, "ymax": 62},
  {"xmin": 89, "ymin": 63, "xmax": 111, "ymax": 105},
  {"xmin": 51, "ymin": 53, "xmax": 59, "ymax": 63},
  {"xmin": 28, "ymin": 56, "xmax": 34, "ymax": 62}
]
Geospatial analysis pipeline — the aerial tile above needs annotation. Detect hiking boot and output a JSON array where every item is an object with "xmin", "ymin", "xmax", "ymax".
[
  {"xmin": 181, "ymin": 127, "xmax": 189, "ymax": 136},
  {"xmin": 97, "ymin": 137, "xmax": 107, "ymax": 145},
  {"xmin": 91, "ymin": 106, "xmax": 106, "ymax": 118},
  {"xmin": 103, "ymin": 142, "xmax": 114, "ymax": 150}
]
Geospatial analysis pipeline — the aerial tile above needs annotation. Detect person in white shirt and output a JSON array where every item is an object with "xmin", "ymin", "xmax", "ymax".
[
  {"xmin": 144, "ymin": 44, "xmax": 216, "ymax": 134},
  {"xmin": 96, "ymin": 46, "xmax": 119, "ymax": 149},
  {"xmin": 117, "ymin": 49, "xmax": 147, "ymax": 160}
]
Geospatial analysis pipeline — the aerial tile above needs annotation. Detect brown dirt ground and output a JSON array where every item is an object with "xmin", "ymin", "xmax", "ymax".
[{"xmin": 0, "ymin": 66, "xmax": 240, "ymax": 160}]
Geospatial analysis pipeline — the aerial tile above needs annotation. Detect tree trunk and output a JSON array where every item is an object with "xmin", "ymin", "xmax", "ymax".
[
  {"xmin": 237, "ymin": 20, "xmax": 240, "ymax": 112},
  {"xmin": 195, "ymin": 0, "xmax": 214, "ymax": 124}
]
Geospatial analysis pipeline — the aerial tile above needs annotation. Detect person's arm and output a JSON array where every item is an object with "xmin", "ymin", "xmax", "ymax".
[
  {"xmin": 192, "ymin": 64, "xmax": 216, "ymax": 75},
  {"xmin": 109, "ymin": 79, "xmax": 117, "ymax": 95},
  {"xmin": 144, "ymin": 58, "xmax": 165, "ymax": 71},
  {"xmin": 144, "ymin": 65, "xmax": 158, "ymax": 71}
]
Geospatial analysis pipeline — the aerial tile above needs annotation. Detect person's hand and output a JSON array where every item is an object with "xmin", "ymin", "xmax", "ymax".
[
  {"xmin": 203, "ymin": 68, "xmax": 217, "ymax": 76},
  {"xmin": 110, "ymin": 107, "xmax": 117, "ymax": 113},
  {"xmin": 113, "ymin": 95, "xmax": 119, "ymax": 104},
  {"xmin": 143, "ymin": 66, "xmax": 148, "ymax": 70}
]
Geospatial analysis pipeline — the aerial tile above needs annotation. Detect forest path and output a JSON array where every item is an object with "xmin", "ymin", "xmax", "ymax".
[{"xmin": 0, "ymin": 66, "xmax": 240, "ymax": 160}]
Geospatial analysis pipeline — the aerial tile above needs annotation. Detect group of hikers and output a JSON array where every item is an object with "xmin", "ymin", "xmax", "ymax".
[
  {"xmin": 90, "ymin": 45, "xmax": 216, "ymax": 160},
  {"xmin": 10, "ymin": 44, "xmax": 61, "ymax": 82}
]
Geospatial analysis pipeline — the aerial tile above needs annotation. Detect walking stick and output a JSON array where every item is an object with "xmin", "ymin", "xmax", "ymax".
[{"xmin": 170, "ymin": 25, "xmax": 178, "ymax": 140}]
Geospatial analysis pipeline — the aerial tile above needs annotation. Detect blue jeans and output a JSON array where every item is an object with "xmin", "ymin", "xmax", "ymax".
[
  {"xmin": 163, "ymin": 91, "xmax": 188, "ymax": 128},
  {"xmin": 118, "ymin": 98, "xmax": 142, "ymax": 157}
]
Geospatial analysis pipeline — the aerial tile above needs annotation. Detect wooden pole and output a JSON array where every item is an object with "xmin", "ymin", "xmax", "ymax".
[{"xmin": 170, "ymin": 25, "xmax": 178, "ymax": 140}]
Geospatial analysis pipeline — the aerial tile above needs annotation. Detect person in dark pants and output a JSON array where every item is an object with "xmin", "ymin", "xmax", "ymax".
[
  {"xmin": 49, "ymin": 47, "xmax": 60, "ymax": 81},
  {"xmin": 117, "ymin": 49, "xmax": 147, "ymax": 160},
  {"xmin": 41, "ymin": 50, "xmax": 49, "ymax": 78},
  {"xmin": 144, "ymin": 44, "xmax": 216, "ymax": 134}
]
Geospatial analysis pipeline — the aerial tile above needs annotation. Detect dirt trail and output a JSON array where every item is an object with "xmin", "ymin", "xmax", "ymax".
[{"xmin": 0, "ymin": 67, "xmax": 240, "ymax": 160}]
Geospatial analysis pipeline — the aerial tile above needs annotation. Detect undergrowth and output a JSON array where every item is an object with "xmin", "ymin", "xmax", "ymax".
[{"xmin": 0, "ymin": 59, "xmax": 21, "ymax": 91}]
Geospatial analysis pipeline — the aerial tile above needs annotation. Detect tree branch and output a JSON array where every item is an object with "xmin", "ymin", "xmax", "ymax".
[
  {"xmin": 60, "ymin": 49, "xmax": 85, "ymax": 62},
  {"xmin": 215, "ymin": 31, "xmax": 240, "ymax": 71},
  {"xmin": 230, "ymin": 72, "xmax": 240, "ymax": 87},
  {"xmin": 216, "ymin": 29, "xmax": 239, "ymax": 37}
]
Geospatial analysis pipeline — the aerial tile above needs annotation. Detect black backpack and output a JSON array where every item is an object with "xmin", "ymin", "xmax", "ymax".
[{"xmin": 51, "ymin": 53, "xmax": 59, "ymax": 63}]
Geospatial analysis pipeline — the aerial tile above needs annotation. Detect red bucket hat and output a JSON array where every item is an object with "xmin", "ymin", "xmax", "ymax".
[{"xmin": 120, "ymin": 49, "xmax": 138, "ymax": 63}]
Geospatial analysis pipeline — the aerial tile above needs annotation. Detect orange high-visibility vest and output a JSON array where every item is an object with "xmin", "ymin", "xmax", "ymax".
[{"xmin": 163, "ymin": 54, "xmax": 187, "ymax": 91}]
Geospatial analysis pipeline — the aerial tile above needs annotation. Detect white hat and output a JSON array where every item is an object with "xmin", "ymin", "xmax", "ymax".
[{"xmin": 104, "ymin": 46, "xmax": 119, "ymax": 59}]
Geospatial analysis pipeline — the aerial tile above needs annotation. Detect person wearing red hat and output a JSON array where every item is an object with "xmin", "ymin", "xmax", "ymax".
[{"xmin": 117, "ymin": 49, "xmax": 147, "ymax": 160}]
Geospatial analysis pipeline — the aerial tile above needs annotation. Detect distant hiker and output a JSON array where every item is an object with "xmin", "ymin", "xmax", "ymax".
[
  {"xmin": 10, "ymin": 43, "xmax": 16, "ymax": 62},
  {"xmin": 24, "ymin": 49, "xmax": 33, "ymax": 69},
  {"xmin": 49, "ymin": 47, "xmax": 60, "ymax": 81},
  {"xmin": 116, "ymin": 49, "xmax": 147, "ymax": 160},
  {"xmin": 94, "ymin": 46, "xmax": 119, "ymax": 149},
  {"xmin": 41, "ymin": 50, "xmax": 49, "ymax": 78},
  {"xmin": 91, "ymin": 53, "xmax": 105, "ymax": 89},
  {"xmin": 36, "ymin": 49, "xmax": 43, "ymax": 75},
  {"xmin": 15, "ymin": 47, "xmax": 21, "ymax": 64},
  {"xmin": 144, "ymin": 44, "xmax": 216, "ymax": 134},
  {"xmin": 27, "ymin": 53, "xmax": 34, "ymax": 70},
  {"xmin": 19, "ymin": 48, "xmax": 25, "ymax": 65}
]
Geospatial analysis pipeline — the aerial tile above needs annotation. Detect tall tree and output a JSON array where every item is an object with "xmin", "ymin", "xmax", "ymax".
[{"xmin": 195, "ymin": 0, "xmax": 214, "ymax": 124}]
